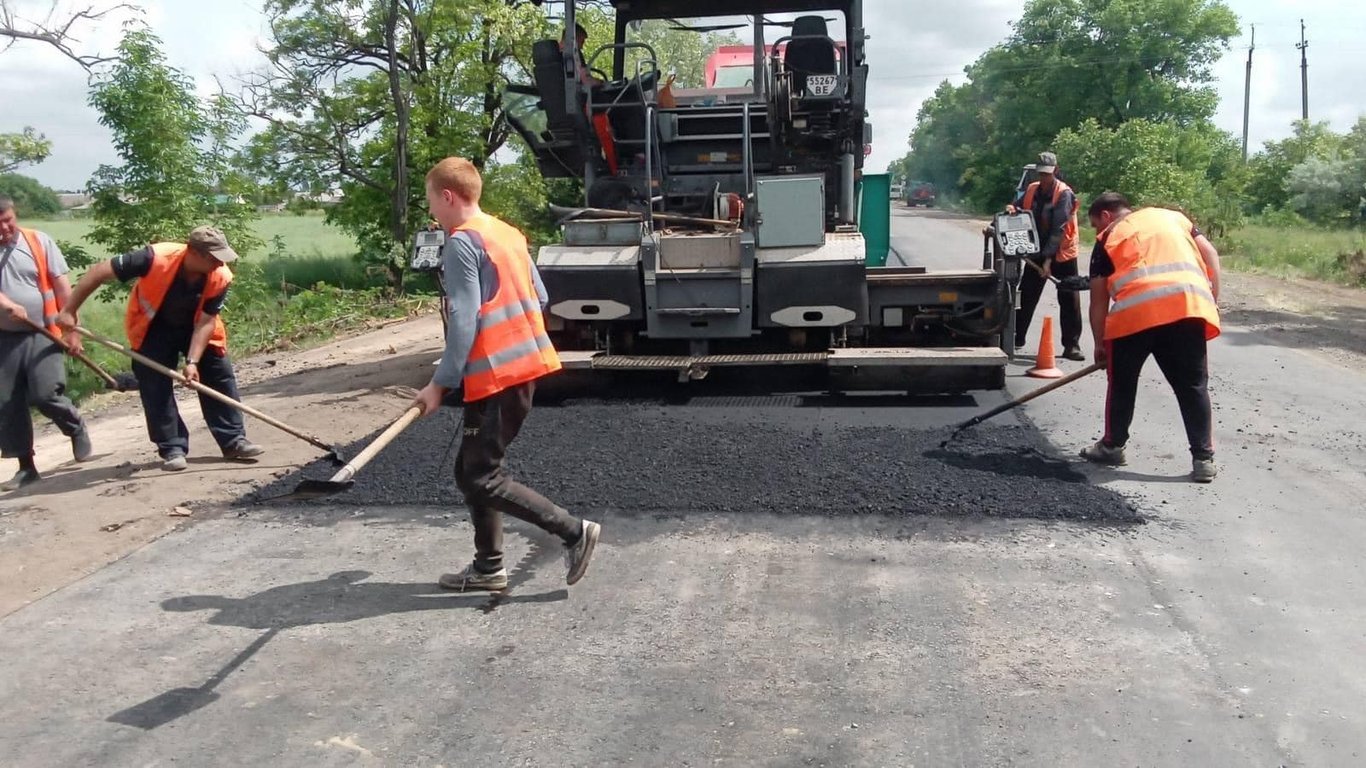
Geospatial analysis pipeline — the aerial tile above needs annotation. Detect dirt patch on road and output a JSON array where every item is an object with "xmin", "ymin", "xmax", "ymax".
[{"xmin": 0, "ymin": 315, "xmax": 445, "ymax": 618}]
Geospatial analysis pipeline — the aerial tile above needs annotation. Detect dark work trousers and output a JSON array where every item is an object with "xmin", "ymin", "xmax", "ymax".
[
  {"xmin": 132, "ymin": 326, "xmax": 246, "ymax": 458},
  {"xmin": 0, "ymin": 331, "xmax": 85, "ymax": 458},
  {"xmin": 1016, "ymin": 256, "xmax": 1083, "ymax": 348},
  {"xmin": 455, "ymin": 380, "xmax": 583, "ymax": 573},
  {"xmin": 1103, "ymin": 318, "xmax": 1214, "ymax": 460}
]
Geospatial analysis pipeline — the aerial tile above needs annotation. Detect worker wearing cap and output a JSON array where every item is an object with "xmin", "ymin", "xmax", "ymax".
[
  {"xmin": 57, "ymin": 227, "xmax": 263, "ymax": 472},
  {"xmin": 1081, "ymin": 192, "xmax": 1222, "ymax": 483},
  {"xmin": 1007, "ymin": 151, "xmax": 1084, "ymax": 361},
  {"xmin": 412, "ymin": 157, "xmax": 600, "ymax": 592},
  {"xmin": 0, "ymin": 195, "xmax": 93, "ymax": 491}
]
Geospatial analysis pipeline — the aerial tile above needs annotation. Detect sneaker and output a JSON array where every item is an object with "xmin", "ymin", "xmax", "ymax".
[
  {"xmin": 438, "ymin": 564, "xmax": 509, "ymax": 592},
  {"xmin": 1079, "ymin": 440, "xmax": 1127, "ymax": 466},
  {"xmin": 1191, "ymin": 457, "xmax": 1218, "ymax": 483},
  {"xmin": 72, "ymin": 428, "xmax": 93, "ymax": 462},
  {"xmin": 565, "ymin": 519, "xmax": 601, "ymax": 586},
  {"xmin": 222, "ymin": 440, "xmax": 265, "ymax": 460},
  {"xmin": 1062, "ymin": 346, "xmax": 1086, "ymax": 362},
  {"xmin": 1, "ymin": 468, "xmax": 41, "ymax": 492},
  {"xmin": 162, "ymin": 452, "xmax": 188, "ymax": 472}
]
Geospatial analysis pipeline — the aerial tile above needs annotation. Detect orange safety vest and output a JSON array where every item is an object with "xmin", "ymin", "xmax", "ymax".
[
  {"xmin": 1021, "ymin": 180, "xmax": 1079, "ymax": 262},
  {"xmin": 1101, "ymin": 207, "xmax": 1221, "ymax": 341},
  {"xmin": 17, "ymin": 228, "xmax": 61, "ymax": 335},
  {"xmin": 453, "ymin": 213, "xmax": 561, "ymax": 401},
  {"xmin": 124, "ymin": 242, "xmax": 232, "ymax": 352}
]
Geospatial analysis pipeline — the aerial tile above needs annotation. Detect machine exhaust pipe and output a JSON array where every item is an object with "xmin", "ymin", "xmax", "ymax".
[{"xmin": 839, "ymin": 153, "xmax": 856, "ymax": 224}]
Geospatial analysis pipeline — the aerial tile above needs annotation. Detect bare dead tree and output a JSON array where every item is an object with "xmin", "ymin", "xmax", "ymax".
[{"xmin": 0, "ymin": 0, "xmax": 137, "ymax": 71}]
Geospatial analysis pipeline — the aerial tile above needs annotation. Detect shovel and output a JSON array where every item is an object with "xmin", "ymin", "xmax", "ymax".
[
  {"xmin": 19, "ymin": 317, "xmax": 132, "ymax": 391},
  {"xmin": 272, "ymin": 404, "xmax": 425, "ymax": 501},
  {"xmin": 73, "ymin": 326, "xmax": 347, "ymax": 465},
  {"xmin": 941, "ymin": 362, "xmax": 1104, "ymax": 448}
]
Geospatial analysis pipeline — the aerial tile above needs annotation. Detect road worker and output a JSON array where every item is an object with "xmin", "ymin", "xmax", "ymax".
[
  {"xmin": 1081, "ymin": 192, "xmax": 1222, "ymax": 483},
  {"xmin": 1007, "ymin": 151, "xmax": 1085, "ymax": 360},
  {"xmin": 412, "ymin": 157, "xmax": 600, "ymax": 591},
  {"xmin": 57, "ymin": 226, "xmax": 263, "ymax": 472},
  {"xmin": 0, "ymin": 196, "xmax": 92, "ymax": 491}
]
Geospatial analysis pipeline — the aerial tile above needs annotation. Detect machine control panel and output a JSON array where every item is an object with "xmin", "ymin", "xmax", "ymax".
[
  {"xmin": 992, "ymin": 213, "xmax": 1040, "ymax": 257},
  {"xmin": 411, "ymin": 229, "xmax": 446, "ymax": 271}
]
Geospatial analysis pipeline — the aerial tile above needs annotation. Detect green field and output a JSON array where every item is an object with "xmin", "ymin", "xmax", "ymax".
[
  {"xmin": 29, "ymin": 212, "xmax": 369, "ymax": 290},
  {"xmin": 1217, "ymin": 224, "xmax": 1366, "ymax": 287}
]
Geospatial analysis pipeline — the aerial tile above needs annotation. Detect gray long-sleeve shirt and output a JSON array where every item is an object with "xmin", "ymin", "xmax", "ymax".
[{"xmin": 432, "ymin": 230, "xmax": 549, "ymax": 392}]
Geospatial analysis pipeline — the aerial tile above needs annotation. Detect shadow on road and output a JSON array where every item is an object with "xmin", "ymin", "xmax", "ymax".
[{"xmin": 109, "ymin": 538, "xmax": 565, "ymax": 731}]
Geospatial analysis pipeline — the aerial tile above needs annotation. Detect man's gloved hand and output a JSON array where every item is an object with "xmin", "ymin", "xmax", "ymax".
[{"xmin": 1056, "ymin": 275, "xmax": 1092, "ymax": 292}]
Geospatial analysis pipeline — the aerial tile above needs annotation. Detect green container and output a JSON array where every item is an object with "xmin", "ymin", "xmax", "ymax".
[{"xmin": 858, "ymin": 173, "xmax": 891, "ymax": 267}]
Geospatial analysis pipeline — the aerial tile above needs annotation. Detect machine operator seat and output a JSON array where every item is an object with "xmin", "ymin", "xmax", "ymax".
[
  {"xmin": 784, "ymin": 16, "xmax": 837, "ymax": 97},
  {"xmin": 532, "ymin": 39, "xmax": 579, "ymax": 137}
]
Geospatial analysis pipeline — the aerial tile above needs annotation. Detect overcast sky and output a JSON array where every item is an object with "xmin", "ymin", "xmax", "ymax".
[{"xmin": 2, "ymin": 0, "xmax": 1363, "ymax": 191}]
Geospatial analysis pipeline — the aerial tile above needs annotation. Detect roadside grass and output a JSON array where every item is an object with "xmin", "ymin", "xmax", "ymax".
[
  {"xmin": 1217, "ymin": 224, "xmax": 1366, "ymax": 288},
  {"xmin": 27, "ymin": 214, "xmax": 438, "ymax": 404}
]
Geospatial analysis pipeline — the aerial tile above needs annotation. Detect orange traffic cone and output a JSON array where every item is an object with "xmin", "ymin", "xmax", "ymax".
[{"xmin": 1026, "ymin": 316, "xmax": 1064, "ymax": 379}]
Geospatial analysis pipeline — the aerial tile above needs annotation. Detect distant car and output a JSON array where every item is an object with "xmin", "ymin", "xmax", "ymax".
[{"xmin": 905, "ymin": 180, "xmax": 936, "ymax": 207}]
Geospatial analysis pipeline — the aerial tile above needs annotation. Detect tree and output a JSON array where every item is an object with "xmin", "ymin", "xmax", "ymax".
[
  {"xmin": 1, "ymin": 1, "xmax": 133, "ymax": 70},
  {"xmin": 86, "ymin": 27, "xmax": 258, "ymax": 259},
  {"xmin": 0, "ymin": 127, "xmax": 51, "ymax": 174},
  {"xmin": 1245, "ymin": 121, "xmax": 1347, "ymax": 214},
  {"xmin": 0, "ymin": 172, "xmax": 62, "ymax": 216},
  {"xmin": 1286, "ymin": 156, "xmax": 1361, "ymax": 225},
  {"xmin": 904, "ymin": 0, "xmax": 1238, "ymax": 210},
  {"xmin": 1054, "ymin": 118, "xmax": 1246, "ymax": 234},
  {"xmin": 236, "ymin": 0, "xmax": 553, "ymax": 288}
]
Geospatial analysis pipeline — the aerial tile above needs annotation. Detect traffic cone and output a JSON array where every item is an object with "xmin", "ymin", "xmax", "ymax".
[{"xmin": 1026, "ymin": 316, "xmax": 1064, "ymax": 379}]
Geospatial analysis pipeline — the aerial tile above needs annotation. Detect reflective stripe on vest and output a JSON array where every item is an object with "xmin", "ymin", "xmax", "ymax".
[
  {"xmin": 455, "ymin": 213, "xmax": 561, "ymax": 401},
  {"xmin": 1102, "ymin": 208, "xmax": 1220, "ymax": 341},
  {"xmin": 124, "ymin": 243, "xmax": 233, "ymax": 352},
  {"xmin": 1021, "ymin": 180, "xmax": 1079, "ymax": 262},
  {"xmin": 19, "ymin": 228, "xmax": 61, "ymax": 335}
]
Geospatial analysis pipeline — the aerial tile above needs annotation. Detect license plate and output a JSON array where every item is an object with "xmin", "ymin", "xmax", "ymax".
[{"xmin": 806, "ymin": 75, "xmax": 838, "ymax": 97}]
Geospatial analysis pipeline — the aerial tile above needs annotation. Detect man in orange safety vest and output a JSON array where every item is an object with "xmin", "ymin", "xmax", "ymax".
[
  {"xmin": 1081, "ymin": 192, "xmax": 1223, "ymax": 483},
  {"xmin": 411, "ymin": 157, "xmax": 600, "ymax": 592}
]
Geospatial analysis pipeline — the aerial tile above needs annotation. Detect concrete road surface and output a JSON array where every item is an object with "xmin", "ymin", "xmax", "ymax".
[{"xmin": 1, "ymin": 208, "xmax": 1363, "ymax": 767}]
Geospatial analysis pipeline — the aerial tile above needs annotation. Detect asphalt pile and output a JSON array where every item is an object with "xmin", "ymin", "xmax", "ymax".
[{"xmin": 250, "ymin": 399, "xmax": 1139, "ymax": 523}]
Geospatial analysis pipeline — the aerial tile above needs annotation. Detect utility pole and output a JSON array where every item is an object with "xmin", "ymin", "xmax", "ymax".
[
  {"xmin": 1242, "ymin": 24, "xmax": 1255, "ymax": 161},
  {"xmin": 1296, "ymin": 19, "xmax": 1309, "ymax": 121}
]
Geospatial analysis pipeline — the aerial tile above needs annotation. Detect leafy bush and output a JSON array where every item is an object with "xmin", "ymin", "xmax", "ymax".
[{"xmin": 0, "ymin": 173, "xmax": 62, "ymax": 217}]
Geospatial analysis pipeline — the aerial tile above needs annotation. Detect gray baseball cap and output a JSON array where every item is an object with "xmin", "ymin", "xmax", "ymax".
[
  {"xmin": 186, "ymin": 226, "xmax": 239, "ymax": 264},
  {"xmin": 1036, "ymin": 152, "xmax": 1058, "ymax": 174}
]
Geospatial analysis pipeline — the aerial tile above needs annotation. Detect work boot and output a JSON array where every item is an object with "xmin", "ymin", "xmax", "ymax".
[
  {"xmin": 439, "ymin": 564, "xmax": 509, "ymax": 592},
  {"xmin": 566, "ymin": 519, "xmax": 601, "ymax": 585},
  {"xmin": 162, "ymin": 451, "xmax": 188, "ymax": 472},
  {"xmin": 72, "ymin": 427, "xmax": 93, "ymax": 462},
  {"xmin": 1, "ymin": 467, "xmax": 41, "ymax": 492},
  {"xmin": 1062, "ymin": 346, "xmax": 1086, "ymax": 362},
  {"xmin": 222, "ymin": 439, "xmax": 265, "ymax": 460},
  {"xmin": 1191, "ymin": 457, "xmax": 1218, "ymax": 484},
  {"xmin": 1079, "ymin": 440, "xmax": 1127, "ymax": 466}
]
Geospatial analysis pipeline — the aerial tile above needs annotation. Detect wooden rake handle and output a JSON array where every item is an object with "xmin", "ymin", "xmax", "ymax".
[
  {"xmin": 20, "ymin": 317, "xmax": 120, "ymax": 388},
  {"xmin": 75, "ymin": 326, "xmax": 338, "ymax": 455},
  {"xmin": 955, "ymin": 362, "xmax": 1104, "ymax": 432},
  {"xmin": 328, "ymin": 405, "xmax": 424, "ymax": 485}
]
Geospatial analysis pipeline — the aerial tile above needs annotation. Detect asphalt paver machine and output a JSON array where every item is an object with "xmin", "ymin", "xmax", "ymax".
[{"xmin": 432, "ymin": 0, "xmax": 1033, "ymax": 390}]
